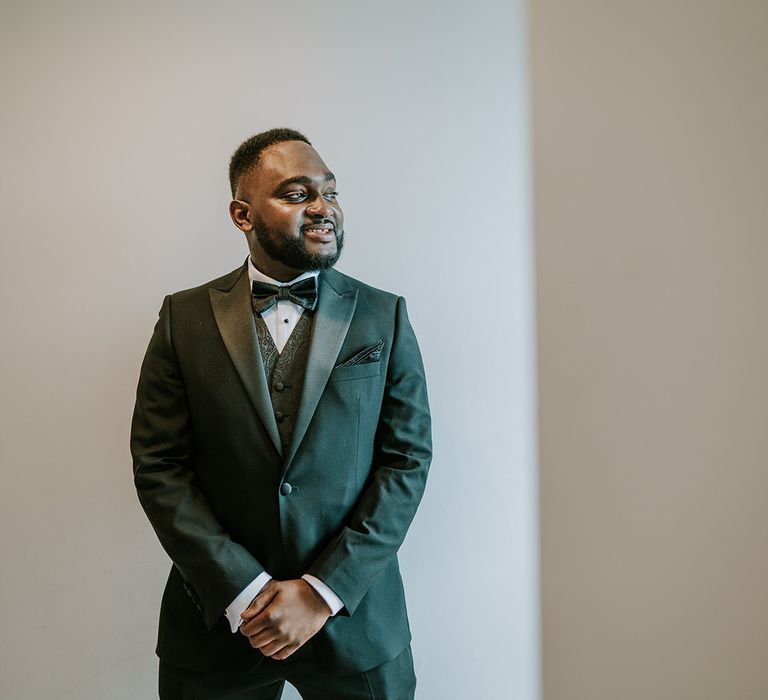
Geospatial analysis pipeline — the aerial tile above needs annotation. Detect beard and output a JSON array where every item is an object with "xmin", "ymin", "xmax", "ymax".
[{"xmin": 253, "ymin": 214, "xmax": 344, "ymax": 272}]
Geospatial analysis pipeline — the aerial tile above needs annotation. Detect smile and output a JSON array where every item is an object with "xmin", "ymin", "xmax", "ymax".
[{"xmin": 302, "ymin": 226, "xmax": 336, "ymax": 243}]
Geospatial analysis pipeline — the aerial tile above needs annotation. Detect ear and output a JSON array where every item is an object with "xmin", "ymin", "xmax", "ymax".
[{"xmin": 229, "ymin": 199, "xmax": 253, "ymax": 232}]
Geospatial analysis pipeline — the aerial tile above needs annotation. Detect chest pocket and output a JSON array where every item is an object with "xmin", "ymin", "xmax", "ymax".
[{"xmin": 328, "ymin": 362, "xmax": 381, "ymax": 383}]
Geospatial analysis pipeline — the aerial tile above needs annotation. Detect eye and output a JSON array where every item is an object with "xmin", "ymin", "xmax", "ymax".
[
  {"xmin": 283, "ymin": 191, "xmax": 306, "ymax": 202},
  {"xmin": 324, "ymin": 191, "xmax": 339, "ymax": 201}
]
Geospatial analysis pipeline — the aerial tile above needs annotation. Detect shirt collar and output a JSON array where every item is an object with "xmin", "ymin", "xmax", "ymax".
[{"xmin": 247, "ymin": 257, "xmax": 320, "ymax": 287}]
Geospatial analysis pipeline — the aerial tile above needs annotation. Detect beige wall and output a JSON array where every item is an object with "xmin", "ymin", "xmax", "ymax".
[{"xmin": 533, "ymin": 2, "xmax": 768, "ymax": 699}]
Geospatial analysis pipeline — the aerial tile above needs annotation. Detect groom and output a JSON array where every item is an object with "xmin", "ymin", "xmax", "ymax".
[{"xmin": 131, "ymin": 128, "xmax": 432, "ymax": 699}]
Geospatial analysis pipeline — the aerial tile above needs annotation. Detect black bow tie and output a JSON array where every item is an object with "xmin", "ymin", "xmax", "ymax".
[{"xmin": 251, "ymin": 277, "xmax": 318, "ymax": 313}]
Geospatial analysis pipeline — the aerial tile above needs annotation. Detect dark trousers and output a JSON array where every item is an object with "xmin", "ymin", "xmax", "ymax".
[{"xmin": 159, "ymin": 645, "xmax": 416, "ymax": 700}]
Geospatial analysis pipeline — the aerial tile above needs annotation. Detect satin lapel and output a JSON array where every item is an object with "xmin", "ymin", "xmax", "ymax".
[
  {"xmin": 284, "ymin": 273, "xmax": 358, "ymax": 470},
  {"xmin": 209, "ymin": 265, "xmax": 282, "ymax": 457}
]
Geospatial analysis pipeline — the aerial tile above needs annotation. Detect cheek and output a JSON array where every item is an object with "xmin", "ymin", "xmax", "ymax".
[{"xmin": 265, "ymin": 205, "xmax": 302, "ymax": 231}]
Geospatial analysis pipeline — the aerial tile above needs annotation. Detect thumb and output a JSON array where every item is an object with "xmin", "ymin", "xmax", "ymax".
[{"xmin": 241, "ymin": 587, "xmax": 277, "ymax": 621}]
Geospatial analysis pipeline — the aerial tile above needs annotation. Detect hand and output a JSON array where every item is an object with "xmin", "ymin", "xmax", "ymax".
[{"xmin": 239, "ymin": 579, "xmax": 331, "ymax": 660}]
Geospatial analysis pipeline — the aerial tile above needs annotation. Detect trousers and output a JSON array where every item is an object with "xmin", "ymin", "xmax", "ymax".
[{"xmin": 159, "ymin": 645, "xmax": 416, "ymax": 700}]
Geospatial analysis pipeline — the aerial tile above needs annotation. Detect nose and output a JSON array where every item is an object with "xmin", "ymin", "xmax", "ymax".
[{"xmin": 306, "ymin": 195, "xmax": 334, "ymax": 219}]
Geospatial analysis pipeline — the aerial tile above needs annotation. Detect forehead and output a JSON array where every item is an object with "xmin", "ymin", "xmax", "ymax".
[{"xmin": 256, "ymin": 140, "xmax": 332, "ymax": 184}]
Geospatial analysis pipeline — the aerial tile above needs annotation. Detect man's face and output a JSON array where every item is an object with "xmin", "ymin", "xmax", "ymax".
[{"xmin": 230, "ymin": 140, "xmax": 344, "ymax": 280}]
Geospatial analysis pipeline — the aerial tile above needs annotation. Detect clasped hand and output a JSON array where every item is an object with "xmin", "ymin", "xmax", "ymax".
[{"xmin": 239, "ymin": 579, "xmax": 331, "ymax": 660}]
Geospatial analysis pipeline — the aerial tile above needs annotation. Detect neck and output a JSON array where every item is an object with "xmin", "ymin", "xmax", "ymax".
[{"xmin": 249, "ymin": 251, "xmax": 307, "ymax": 282}]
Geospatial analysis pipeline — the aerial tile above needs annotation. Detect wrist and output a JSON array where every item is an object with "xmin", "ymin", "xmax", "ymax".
[{"xmin": 302, "ymin": 579, "xmax": 332, "ymax": 616}]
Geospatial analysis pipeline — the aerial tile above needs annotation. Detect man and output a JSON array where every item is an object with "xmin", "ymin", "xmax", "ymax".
[{"xmin": 131, "ymin": 128, "xmax": 432, "ymax": 699}]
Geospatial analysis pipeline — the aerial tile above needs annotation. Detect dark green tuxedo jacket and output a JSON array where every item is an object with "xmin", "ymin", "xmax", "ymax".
[{"xmin": 130, "ymin": 261, "xmax": 432, "ymax": 674}]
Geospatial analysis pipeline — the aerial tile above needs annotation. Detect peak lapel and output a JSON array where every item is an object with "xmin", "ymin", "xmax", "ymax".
[
  {"xmin": 284, "ymin": 272, "xmax": 358, "ymax": 470},
  {"xmin": 209, "ymin": 264, "xmax": 282, "ymax": 457}
]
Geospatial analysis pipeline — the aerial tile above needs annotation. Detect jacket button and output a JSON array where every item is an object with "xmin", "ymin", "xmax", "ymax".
[
  {"xmin": 274, "ymin": 382, "xmax": 285, "ymax": 392},
  {"xmin": 280, "ymin": 482, "xmax": 293, "ymax": 496},
  {"xmin": 275, "ymin": 410, "xmax": 285, "ymax": 423}
]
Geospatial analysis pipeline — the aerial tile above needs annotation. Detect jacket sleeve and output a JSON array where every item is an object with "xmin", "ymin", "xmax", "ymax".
[
  {"xmin": 130, "ymin": 295, "xmax": 266, "ymax": 629},
  {"xmin": 305, "ymin": 295, "xmax": 433, "ymax": 614}
]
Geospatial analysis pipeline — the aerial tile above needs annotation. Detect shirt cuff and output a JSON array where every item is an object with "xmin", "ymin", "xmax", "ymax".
[
  {"xmin": 224, "ymin": 571, "xmax": 272, "ymax": 633},
  {"xmin": 302, "ymin": 574, "xmax": 344, "ymax": 616}
]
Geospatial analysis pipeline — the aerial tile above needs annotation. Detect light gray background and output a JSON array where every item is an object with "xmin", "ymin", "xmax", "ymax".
[{"xmin": 0, "ymin": 2, "xmax": 538, "ymax": 699}]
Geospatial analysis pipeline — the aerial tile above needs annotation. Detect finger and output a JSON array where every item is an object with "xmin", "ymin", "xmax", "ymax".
[
  {"xmin": 248, "ymin": 631, "xmax": 279, "ymax": 650},
  {"xmin": 241, "ymin": 590, "xmax": 277, "ymax": 621},
  {"xmin": 246, "ymin": 628, "xmax": 281, "ymax": 648},
  {"xmin": 269, "ymin": 642, "xmax": 302, "ymax": 661},
  {"xmin": 240, "ymin": 604, "xmax": 285, "ymax": 636},
  {"xmin": 240, "ymin": 615, "xmax": 271, "ymax": 637},
  {"xmin": 259, "ymin": 638, "xmax": 292, "ymax": 657}
]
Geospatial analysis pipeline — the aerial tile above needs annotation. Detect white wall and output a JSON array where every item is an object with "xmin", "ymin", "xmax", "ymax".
[
  {"xmin": 0, "ymin": 2, "xmax": 538, "ymax": 698},
  {"xmin": 533, "ymin": 2, "xmax": 768, "ymax": 699}
]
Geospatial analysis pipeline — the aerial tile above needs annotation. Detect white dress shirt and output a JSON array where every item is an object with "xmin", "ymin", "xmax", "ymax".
[{"xmin": 223, "ymin": 259, "xmax": 344, "ymax": 633}]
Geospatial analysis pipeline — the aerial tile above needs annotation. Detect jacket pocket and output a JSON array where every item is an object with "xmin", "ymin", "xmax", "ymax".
[
  {"xmin": 328, "ymin": 362, "xmax": 382, "ymax": 383},
  {"xmin": 334, "ymin": 339, "xmax": 385, "ymax": 368}
]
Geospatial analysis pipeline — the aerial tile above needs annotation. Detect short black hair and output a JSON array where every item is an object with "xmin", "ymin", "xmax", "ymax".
[{"xmin": 229, "ymin": 128, "xmax": 311, "ymax": 197}]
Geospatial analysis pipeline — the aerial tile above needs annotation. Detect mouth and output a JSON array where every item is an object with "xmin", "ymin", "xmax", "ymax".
[{"xmin": 301, "ymin": 223, "xmax": 336, "ymax": 243}]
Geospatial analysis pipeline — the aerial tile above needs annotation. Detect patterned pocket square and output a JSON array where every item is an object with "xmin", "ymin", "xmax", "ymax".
[{"xmin": 335, "ymin": 339, "xmax": 385, "ymax": 368}]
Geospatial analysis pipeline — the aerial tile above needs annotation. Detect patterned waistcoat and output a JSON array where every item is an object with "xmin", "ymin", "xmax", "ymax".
[{"xmin": 251, "ymin": 306, "xmax": 314, "ymax": 454}]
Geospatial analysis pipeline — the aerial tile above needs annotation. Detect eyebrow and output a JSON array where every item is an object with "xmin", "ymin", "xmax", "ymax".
[{"xmin": 275, "ymin": 172, "xmax": 336, "ymax": 189}]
